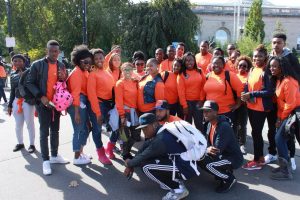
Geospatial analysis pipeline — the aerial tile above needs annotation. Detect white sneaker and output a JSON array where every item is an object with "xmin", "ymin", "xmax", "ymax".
[
  {"xmin": 240, "ymin": 145, "xmax": 247, "ymax": 155},
  {"xmin": 43, "ymin": 161, "xmax": 52, "ymax": 175},
  {"xmin": 73, "ymin": 156, "xmax": 91, "ymax": 165},
  {"xmin": 81, "ymin": 153, "xmax": 92, "ymax": 160},
  {"xmin": 264, "ymin": 154, "xmax": 278, "ymax": 164},
  {"xmin": 162, "ymin": 188, "xmax": 189, "ymax": 200},
  {"xmin": 50, "ymin": 154, "xmax": 69, "ymax": 164},
  {"xmin": 290, "ymin": 157, "xmax": 297, "ymax": 171}
]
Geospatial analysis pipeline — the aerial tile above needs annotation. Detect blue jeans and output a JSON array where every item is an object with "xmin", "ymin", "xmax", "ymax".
[
  {"xmin": 275, "ymin": 119, "xmax": 289, "ymax": 161},
  {"xmin": 67, "ymin": 94, "xmax": 89, "ymax": 152},
  {"xmin": 86, "ymin": 101, "xmax": 103, "ymax": 149},
  {"xmin": 90, "ymin": 101, "xmax": 119, "ymax": 145}
]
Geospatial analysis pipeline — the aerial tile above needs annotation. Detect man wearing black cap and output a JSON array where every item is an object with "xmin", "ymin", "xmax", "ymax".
[
  {"xmin": 124, "ymin": 113, "xmax": 199, "ymax": 200},
  {"xmin": 198, "ymin": 100, "xmax": 243, "ymax": 193},
  {"xmin": 155, "ymin": 100, "xmax": 181, "ymax": 125}
]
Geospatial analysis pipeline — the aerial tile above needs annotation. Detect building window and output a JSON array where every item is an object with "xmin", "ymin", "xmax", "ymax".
[
  {"xmin": 297, "ymin": 36, "xmax": 300, "ymax": 50},
  {"xmin": 215, "ymin": 29, "xmax": 228, "ymax": 45}
]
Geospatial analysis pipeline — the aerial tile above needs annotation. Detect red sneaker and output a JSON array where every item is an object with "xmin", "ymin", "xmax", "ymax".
[{"xmin": 242, "ymin": 160, "xmax": 262, "ymax": 170}]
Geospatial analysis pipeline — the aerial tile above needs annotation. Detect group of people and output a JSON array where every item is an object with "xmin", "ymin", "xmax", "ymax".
[{"xmin": 4, "ymin": 32, "xmax": 300, "ymax": 200}]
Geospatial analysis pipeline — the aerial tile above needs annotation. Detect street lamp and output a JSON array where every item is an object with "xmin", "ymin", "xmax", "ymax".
[
  {"xmin": 4, "ymin": 0, "xmax": 13, "ymax": 53},
  {"xmin": 82, "ymin": 0, "xmax": 87, "ymax": 45}
]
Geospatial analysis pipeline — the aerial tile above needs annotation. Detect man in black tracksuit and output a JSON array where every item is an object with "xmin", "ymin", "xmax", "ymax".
[
  {"xmin": 198, "ymin": 100, "xmax": 243, "ymax": 193},
  {"xmin": 123, "ymin": 113, "xmax": 198, "ymax": 200}
]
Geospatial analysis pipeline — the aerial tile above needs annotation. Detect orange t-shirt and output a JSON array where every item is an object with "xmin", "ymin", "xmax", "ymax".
[
  {"xmin": 177, "ymin": 69, "xmax": 206, "ymax": 109},
  {"xmin": 161, "ymin": 71, "xmax": 178, "ymax": 104},
  {"xmin": 46, "ymin": 63, "xmax": 58, "ymax": 101},
  {"xmin": 246, "ymin": 66, "xmax": 266, "ymax": 112},
  {"xmin": 195, "ymin": 52, "xmax": 213, "ymax": 73},
  {"xmin": 204, "ymin": 70, "xmax": 243, "ymax": 114},
  {"xmin": 108, "ymin": 68, "xmax": 121, "ymax": 83},
  {"xmin": 237, "ymin": 73, "xmax": 248, "ymax": 85},
  {"xmin": 87, "ymin": 69, "xmax": 115, "ymax": 117},
  {"xmin": 137, "ymin": 75, "xmax": 165, "ymax": 112},
  {"xmin": 276, "ymin": 77, "xmax": 300, "ymax": 120},
  {"xmin": 159, "ymin": 59, "xmax": 173, "ymax": 72},
  {"xmin": 159, "ymin": 115, "xmax": 181, "ymax": 125},
  {"xmin": 225, "ymin": 60, "xmax": 238, "ymax": 74},
  {"xmin": 209, "ymin": 122, "xmax": 217, "ymax": 145},
  {"xmin": 0, "ymin": 66, "xmax": 6, "ymax": 78},
  {"xmin": 67, "ymin": 66, "xmax": 89, "ymax": 106},
  {"xmin": 132, "ymin": 71, "xmax": 146, "ymax": 81},
  {"xmin": 115, "ymin": 78, "xmax": 138, "ymax": 117}
]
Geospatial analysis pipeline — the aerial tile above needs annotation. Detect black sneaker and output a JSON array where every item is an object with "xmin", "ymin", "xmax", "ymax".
[
  {"xmin": 216, "ymin": 177, "xmax": 237, "ymax": 193},
  {"xmin": 28, "ymin": 145, "xmax": 36, "ymax": 153},
  {"xmin": 13, "ymin": 144, "xmax": 24, "ymax": 152}
]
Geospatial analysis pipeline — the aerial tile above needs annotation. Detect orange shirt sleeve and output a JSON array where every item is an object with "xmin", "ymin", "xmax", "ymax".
[
  {"xmin": 177, "ymin": 74, "xmax": 188, "ymax": 108},
  {"xmin": 103, "ymin": 52, "xmax": 113, "ymax": 71},
  {"xmin": 229, "ymin": 72, "xmax": 243, "ymax": 97},
  {"xmin": 155, "ymin": 81, "xmax": 165, "ymax": 101},
  {"xmin": 87, "ymin": 73, "xmax": 101, "ymax": 117},
  {"xmin": 280, "ymin": 81, "xmax": 297, "ymax": 120},
  {"xmin": 68, "ymin": 69, "xmax": 82, "ymax": 107},
  {"xmin": 115, "ymin": 80, "xmax": 125, "ymax": 117},
  {"xmin": 0, "ymin": 66, "xmax": 6, "ymax": 78}
]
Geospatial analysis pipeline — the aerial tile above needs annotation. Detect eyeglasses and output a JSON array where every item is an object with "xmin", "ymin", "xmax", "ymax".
[
  {"xmin": 136, "ymin": 63, "xmax": 144, "ymax": 66},
  {"xmin": 238, "ymin": 64, "xmax": 248, "ymax": 68},
  {"xmin": 80, "ymin": 60, "xmax": 92, "ymax": 65}
]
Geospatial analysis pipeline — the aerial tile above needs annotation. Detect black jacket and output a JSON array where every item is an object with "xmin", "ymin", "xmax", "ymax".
[
  {"xmin": 127, "ymin": 126, "xmax": 198, "ymax": 179},
  {"xmin": 8, "ymin": 69, "xmax": 24, "ymax": 108},
  {"xmin": 26, "ymin": 58, "xmax": 65, "ymax": 100},
  {"xmin": 204, "ymin": 115, "xmax": 243, "ymax": 169}
]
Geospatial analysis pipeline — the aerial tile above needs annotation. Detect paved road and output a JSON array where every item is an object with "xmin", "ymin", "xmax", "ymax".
[{"xmin": 0, "ymin": 91, "xmax": 299, "ymax": 200}]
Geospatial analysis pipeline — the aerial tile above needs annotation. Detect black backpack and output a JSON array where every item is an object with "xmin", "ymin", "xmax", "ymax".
[{"xmin": 18, "ymin": 69, "xmax": 36, "ymax": 105}]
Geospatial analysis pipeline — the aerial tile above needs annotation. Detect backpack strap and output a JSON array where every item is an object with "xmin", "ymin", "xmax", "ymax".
[
  {"xmin": 163, "ymin": 71, "xmax": 169, "ymax": 83},
  {"xmin": 225, "ymin": 70, "xmax": 237, "ymax": 99}
]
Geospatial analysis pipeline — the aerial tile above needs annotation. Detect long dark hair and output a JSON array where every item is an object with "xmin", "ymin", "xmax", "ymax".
[
  {"xmin": 179, "ymin": 52, "xmax": 201, "ymax": 77},
  {"xmin": 268, "ymin": 56, "xmax": 300, "ymax": 85}
]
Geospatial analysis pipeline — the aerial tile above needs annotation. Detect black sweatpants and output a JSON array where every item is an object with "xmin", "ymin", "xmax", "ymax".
[
  {"xmin": 198, "ymin": 155, "xmax": 234, "ymax": 181},
  {"xmin": 266, "ymin": 104, "xmax": 277, "ymax": 155},
  {"xmin": 142, "ymin": 157, "xmax": 183, "ymax": 190}
]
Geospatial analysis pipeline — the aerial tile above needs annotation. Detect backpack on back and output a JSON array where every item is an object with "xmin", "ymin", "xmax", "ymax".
[
  {"xmin": 52, "ymin": 81, "xmax": 73, "ymax": 112},
  {"xmin": 158, "ymin": 120, "xmax": 207, "ymax": 179}
]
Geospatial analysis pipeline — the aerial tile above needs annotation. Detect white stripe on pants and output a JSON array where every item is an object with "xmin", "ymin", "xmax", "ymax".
[{"xmin": 12, "ymin": 98, "xmax": 35, "ymax": 145}]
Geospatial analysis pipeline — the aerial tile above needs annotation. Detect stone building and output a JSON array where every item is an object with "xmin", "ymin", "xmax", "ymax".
[{"xmin": 192, "ymin": 0, "xmax": 300, "ymax": 50}]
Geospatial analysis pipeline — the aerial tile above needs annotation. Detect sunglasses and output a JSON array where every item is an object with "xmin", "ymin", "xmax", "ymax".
[
  {"xmin": 238, "ymin": 64, "xmax": 248, "ymax": 68},
  {"xmin": 81, "ymin": 60, "xmax": 92, "ymax": 65}
]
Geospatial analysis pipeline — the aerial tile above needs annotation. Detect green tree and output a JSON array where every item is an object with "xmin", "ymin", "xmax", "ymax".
[
  {"xmin": 244, "ymin": 0, "xmax": 265, "ymax": 43},
  {"xmin": 273, "ymin": 20, "xmax": 286, "ymax": 35},
  {"xmin": 121, "ymin": 0, "xmax": 200, "ymax": 59}
]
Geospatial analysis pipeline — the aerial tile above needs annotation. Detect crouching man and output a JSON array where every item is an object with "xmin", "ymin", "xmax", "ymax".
[
  {"xmin": 198, "ymin": 100, "xmax": 243, "ymax": 193},
  {"xmin": 124, "ymin": 113, "xmax": 205, "ymax": 200}
]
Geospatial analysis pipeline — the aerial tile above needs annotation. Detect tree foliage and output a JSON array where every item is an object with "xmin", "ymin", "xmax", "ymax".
[
  {"xmin": 121, "ymin": 0, "xmax": 199, "ymax": 59},
  {"xmin": 0, "ymin": 0, "xmax": 200, "ymax": 61},
  {"xmin": 273, "ymin": 20, "xmax": 286, "ymax": 35},
  {"xmin": 244, "ymin": 0, "xmax": 265, "ymax": 43}
]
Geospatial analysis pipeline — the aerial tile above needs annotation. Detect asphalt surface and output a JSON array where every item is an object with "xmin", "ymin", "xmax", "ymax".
[{"xmin": 0, "ymin": 90, "xmax": 299, "ymax": 200}]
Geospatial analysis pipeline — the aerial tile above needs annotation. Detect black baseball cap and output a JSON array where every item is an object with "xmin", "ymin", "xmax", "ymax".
[
  {"xmin": 200, "ymin": 100, "xmax": 219, "ymax": 111},
  {"xmin": 154, "ymin": 100, "xmax": 169, "ymax": 110},
  {"xmin": 136, "ymin": 113, "xmax": 157, "ymax": 129}
]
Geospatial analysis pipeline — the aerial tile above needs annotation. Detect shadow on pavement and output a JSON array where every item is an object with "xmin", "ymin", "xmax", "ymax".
[{"xmin": 22, "ymin": 151, "xmax": 107, "ymax": 200}]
